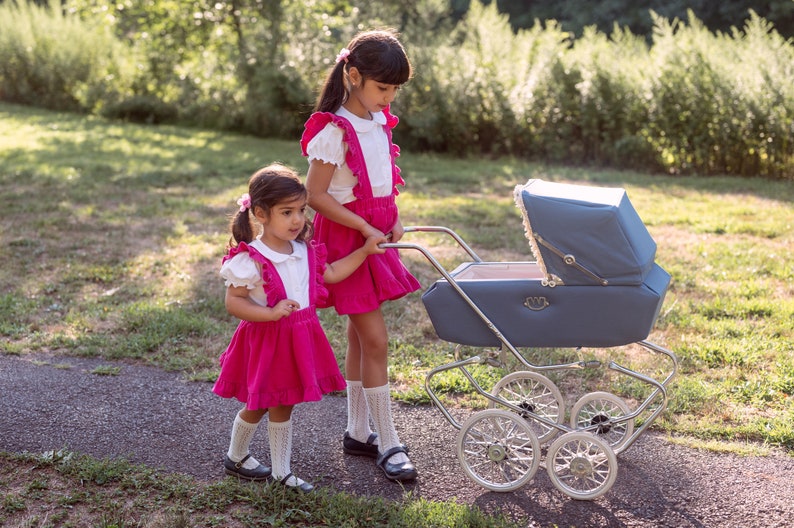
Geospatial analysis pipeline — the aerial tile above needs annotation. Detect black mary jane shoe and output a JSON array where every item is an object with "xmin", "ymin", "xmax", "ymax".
[
  {"xmin": 223, "ymin": 454, "xmax": 271, "ymax": 482},
  {"xmin": 278, "ymin": 473, "xmax": 314, "ymax": 493},
  {"xmin": 343, "ymin": 431, "xmax": 379, "ymax": 458},
  {"xmin": 376, "ymin": 446, "xmax": 417, "ymax": 482}
]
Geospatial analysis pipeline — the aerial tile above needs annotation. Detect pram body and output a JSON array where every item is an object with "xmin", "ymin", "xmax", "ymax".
[
  {"xmin": 386, "ymin": 179, "xmax": 678, "ymax": 500},
  {"xmin": 422, "ymin": 260, "xmax": 669, "ymax": 348}
]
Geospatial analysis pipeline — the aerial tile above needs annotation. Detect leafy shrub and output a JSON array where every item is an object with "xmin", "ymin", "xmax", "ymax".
[
  {"xmin": 0, "ymin": 0, "xmax": 133, "ymax": 112},
  {"xmin": 645, "ymin": 10, "xmax": 794, "ymax": 177},
  {"xmin": 102, "ymin": 95, "xmax": 178, "ymax": 124},
  {"xmin": 3, "ymin": 0, "xmax": 792, "ymax": 178}
]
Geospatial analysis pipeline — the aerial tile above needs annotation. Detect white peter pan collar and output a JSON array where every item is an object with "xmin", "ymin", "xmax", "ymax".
[
  {"xmin": 336, "ymin": 106, "xmax": 386, "ymax": 133},
  {"xmin": 250, "ymin": 239, "xmax": 306, "ymax": 263}
]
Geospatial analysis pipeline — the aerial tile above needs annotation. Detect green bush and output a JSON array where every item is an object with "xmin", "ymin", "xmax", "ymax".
[
  {"xmin": 645, "ymin": 10, "xmax": 794, "ymax": 177},
  {"xmin": 566, "ymin": 26, "xmax": 656, "ymax": 168},
  {"xmin": 2, "ymin": 0, "xmax": 792, "ymax": 178},
  {"xmin": 0, "ymin": 0, "xmax": 133, "ymax": 112},
  {"xmin": 102, "ymin": 94, "xmax": 178, "ymax": 124}
]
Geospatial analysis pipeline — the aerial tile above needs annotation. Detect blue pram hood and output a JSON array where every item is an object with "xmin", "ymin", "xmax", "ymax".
[{"xmin": 514, "ymin": 179, "xmax": 657, "ymax": 286}]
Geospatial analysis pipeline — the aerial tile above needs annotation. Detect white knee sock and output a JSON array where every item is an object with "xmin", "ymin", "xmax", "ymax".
[
  {"xmin": 364, "ymin": 384, "xmax": 408, "ymax": 464},
  {"xmin": 268, "ymin": 419, "xmax": 306, "ymax": 487},
  {"xmin": 346, "ymin": 380, "xmax": 376, "ymax": 443},
  {"xmin": 227, "ymin": 410, "xmax": 262, "ymax": 470}
]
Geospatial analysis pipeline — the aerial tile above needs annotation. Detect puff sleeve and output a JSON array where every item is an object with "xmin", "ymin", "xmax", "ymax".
[
  {"xmin": 220, "ymin": 252, "xmax": 260, "ymax": 290},
  {"xmin": 305, "ymin": 123, "xmax": 345, "ymax": 166}
]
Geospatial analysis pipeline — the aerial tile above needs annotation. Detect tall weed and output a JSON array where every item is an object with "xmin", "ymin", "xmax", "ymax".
[
  {"xmin": 0, "ymin": 0, "xmax": 132, "ymax": 112},
  {"xmin": 646, "ymin": 10, "xmax": 794, "ymax": 177}
]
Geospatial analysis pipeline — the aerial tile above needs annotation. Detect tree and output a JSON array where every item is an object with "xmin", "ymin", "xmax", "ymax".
[{"xmin": 449, "ymin": 0, "xmax": 794, "ymax": 38}]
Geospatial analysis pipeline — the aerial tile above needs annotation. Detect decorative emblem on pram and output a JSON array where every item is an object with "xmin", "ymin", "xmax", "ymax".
[{"xmin": 523, "ymin": 296, "xmax": 549, "ymax": 311}]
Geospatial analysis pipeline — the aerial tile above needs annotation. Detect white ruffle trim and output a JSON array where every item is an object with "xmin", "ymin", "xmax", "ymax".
[
  {"xmin": 223, "ymin": 279, "xmax": 257, "ymax": 290},
  {"xmin": 220, "ymin": 253, "xmax": 260, "ymax": 289}
]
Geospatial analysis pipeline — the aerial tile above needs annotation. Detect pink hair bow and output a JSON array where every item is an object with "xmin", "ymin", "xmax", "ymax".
[
  {"xmin": 335, "ymin": 47, "xmax": 351, "ymax": 63},
  {"xmin": 237, "ymin": 193, "xmax": 251, "ymax": 212}
]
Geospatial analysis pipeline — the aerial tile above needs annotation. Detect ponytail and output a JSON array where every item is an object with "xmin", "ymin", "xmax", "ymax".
[
  {"xmin": 315, "ymin": 61, "xmax": 349, "ymax": 113},
  {"xmin": 229, "ymin": 209, "xmax": 255, "ymax": 248}
]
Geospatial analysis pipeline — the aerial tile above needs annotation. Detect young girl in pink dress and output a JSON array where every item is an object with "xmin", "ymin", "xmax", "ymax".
[
  {"xmin": 301, "ymin": 29, "xmax": 421, "ymax": 482},
  {"xmin": 213, "ymin": 163, "xmax": 385, "ymax": 491}
]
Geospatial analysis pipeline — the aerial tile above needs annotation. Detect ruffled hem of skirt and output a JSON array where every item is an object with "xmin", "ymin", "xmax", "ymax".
[{"xmin": 212, "ymin": 373, "xmax": 346, "ymax": 410}]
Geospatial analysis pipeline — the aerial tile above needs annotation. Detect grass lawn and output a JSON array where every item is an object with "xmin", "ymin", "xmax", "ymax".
[{"xmin": 1, "ymin": 102, "xmax": 792, "ymax": 526}]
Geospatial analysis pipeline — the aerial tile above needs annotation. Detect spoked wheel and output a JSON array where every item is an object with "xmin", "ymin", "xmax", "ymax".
[
  {"xmin": 489, "ymin": 371, "xmax": 565, "ymax": 444},
  {"xmin": 456, "ymin": 409, "xmax": 541, "ymax": 492},
  {"xmin": 570, "ymin": 392, "xmax": 634, "ymax": 450},
  {"xmin": 545, "ymin": 431, "xmax": 618, "ymax": 500}
]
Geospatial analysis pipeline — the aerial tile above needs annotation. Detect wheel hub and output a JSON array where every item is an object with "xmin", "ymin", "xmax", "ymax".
[
  {"xmin": 518, "ymin": 401, "xmax": 536, "ymax": 419},
  {"xmin": 591, "ymin": 414, "xmax": 612, "ymax": 434},
  {"xmin": 569, "ymin": 456, "xmax": 593, "ymax": 478},
  {"xmin": 487, "ymin": 444, "xmax": 507, "ymax": 462}
]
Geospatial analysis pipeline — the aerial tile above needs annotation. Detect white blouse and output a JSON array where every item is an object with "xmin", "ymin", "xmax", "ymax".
[
  {"xmin": 305, "ymin": 106, "xmax": 393, "ymax": 203},
  {"xmin": 220, "ymin": 239, "xmax": 310, "ymax": 309}
]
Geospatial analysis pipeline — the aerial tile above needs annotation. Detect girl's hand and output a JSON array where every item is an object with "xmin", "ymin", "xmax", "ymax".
[
  {"xmin": 272, "ymin": 299, "xmax": 300, "ymax": 319},
  {"xmin": 360, "ymin": 223, "xmax": 385, "ymax": 240},
  {"xmin": 363, "ymin": 235, "xmax": 388, "ymax": 255},
  {"xmin": 226, "ymin": 286, "xmax": 299, "ymax": 322},
  {"xmin": 388, "ymin": 219, "xmax": 406, "ymax": 243}
]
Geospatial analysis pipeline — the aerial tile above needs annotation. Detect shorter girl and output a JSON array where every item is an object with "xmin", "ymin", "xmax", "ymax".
[{"xmin": 212, "ymin": 163, "xmax": 386, "ymax": 492}]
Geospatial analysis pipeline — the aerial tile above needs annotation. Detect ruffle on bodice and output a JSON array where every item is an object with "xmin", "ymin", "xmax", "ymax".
[
  {"xmin": 301, "ymin": 106, "xmax": 404, "ymax": 199},
  {"xmin": 222, "ymin": 241, "xmax": 328, "ymax": 308}
]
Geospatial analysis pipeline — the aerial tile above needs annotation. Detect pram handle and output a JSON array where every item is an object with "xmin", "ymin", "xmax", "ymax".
[{"xmin": 386, "ymin": 226, "xmax": 483, "ymax": 262}]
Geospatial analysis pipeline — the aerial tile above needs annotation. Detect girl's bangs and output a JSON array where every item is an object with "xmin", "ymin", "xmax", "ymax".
[{"xmin": 370, "ymin": 51, "xmax": 411, "ymax": 85}]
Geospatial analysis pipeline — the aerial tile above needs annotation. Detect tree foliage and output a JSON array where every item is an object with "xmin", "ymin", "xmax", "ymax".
[{"xmin": 451, "ymin": 0, "xmax": 794, "ymax": 39}]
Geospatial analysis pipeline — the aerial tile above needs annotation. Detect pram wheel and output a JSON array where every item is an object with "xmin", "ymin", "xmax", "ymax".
[
  {"xmin": 570, "ymin": 391, "xmax": 634, "ymax": 450},
  {"xmin": 545, "ymin": 431, "xmax": 618, "ymax": 500},
  {"xmin": 456, "ymin": 409, "xmax": 541, "ymax": 492},
  {"xmin": 489, "ymin": 371, "xmax": 564, "ymax": 444}
]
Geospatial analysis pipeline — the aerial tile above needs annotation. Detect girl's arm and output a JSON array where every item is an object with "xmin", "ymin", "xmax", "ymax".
[
  {"xmin": 225, "ymin": 286, "xmax": 298, "ymax": 321},
  {"xmin": 306, "ymin": 159, "xmax": 384, "ymax": 239},
  {"xmin": 324, "ymin": 235, "xmax": 387, "ymax": 284},
  {"xmin": 389, "ymin": 215, "xmax": 406, "ymax": 243}
]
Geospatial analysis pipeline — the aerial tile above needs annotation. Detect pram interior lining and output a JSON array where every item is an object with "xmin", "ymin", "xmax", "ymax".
[{"xmin": 450, "ymin": 262, "xmax": 546, "ymax": 281}]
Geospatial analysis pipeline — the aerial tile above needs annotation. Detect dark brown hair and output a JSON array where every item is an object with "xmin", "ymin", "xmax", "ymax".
[
  {"xmin": 229, "ymin": 164, "xmax": 312, "ymax": 247},
  {"xmin": 314, "ymin": 29, "xmax": 412, "ymax": 113}
]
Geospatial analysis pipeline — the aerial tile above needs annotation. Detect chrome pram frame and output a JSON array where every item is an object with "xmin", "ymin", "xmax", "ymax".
[{"xmin": 384, "ymin": 225, "xmax": 678, "ymax": 501}]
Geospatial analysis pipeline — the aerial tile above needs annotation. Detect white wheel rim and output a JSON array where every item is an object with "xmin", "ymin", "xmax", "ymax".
[
  {"xmin": 546, "ymin": 431, "xmax": 618, "ymax": 500},
  {"xmin": 456, "ymin": 409, "xmax": 541, "ymax": 492}
]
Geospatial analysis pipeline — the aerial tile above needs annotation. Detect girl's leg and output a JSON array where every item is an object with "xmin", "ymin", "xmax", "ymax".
[
  {"xmin": 349, "ymin": 309, "xmax": 415, "ymax": 479},
  {"xmin": 224, "ymin": 407, "xmax": 270, "ymax": 480},
  {"xmin": 348, "ymin": 309, "xmax": 389, "ymax": 387},
  {"xmin": 344, "ymin": 320, "xmax": 376, "ymax": 446},
  {"xmin": 268, "ymin": 405, "xmax": 313, "ymax": 491}
]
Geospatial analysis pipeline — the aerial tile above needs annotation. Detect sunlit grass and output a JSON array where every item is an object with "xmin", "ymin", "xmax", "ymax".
[
  {"xmin": 1, "ymin": 101, "xmax": 793, "ymax": 451},
  {"xmin": 0, "ymin": 450, "xmax": 518, "ymax": 527}
]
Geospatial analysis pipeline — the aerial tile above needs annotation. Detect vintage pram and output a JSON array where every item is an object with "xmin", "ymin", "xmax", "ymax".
[{"xmin": 384, "ymin": 179, "xmax": 678, "ymax": 500}]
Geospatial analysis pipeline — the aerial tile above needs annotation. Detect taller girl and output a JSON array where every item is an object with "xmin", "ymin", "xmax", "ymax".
[{"xmin": 301, "ymin": 29, "xmax": 420, "ymax": 482}]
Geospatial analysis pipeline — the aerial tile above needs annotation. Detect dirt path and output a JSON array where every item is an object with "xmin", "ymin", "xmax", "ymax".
[{"xmin": 1, "ymin": 353, "xmax": 791, "ymax": 527}]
